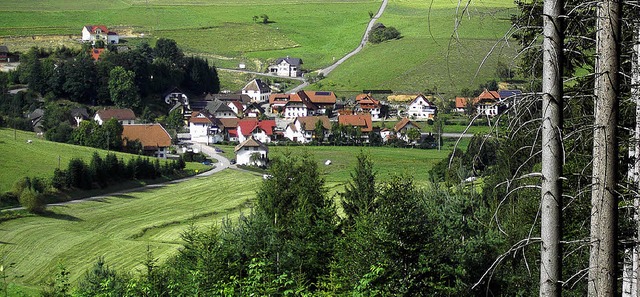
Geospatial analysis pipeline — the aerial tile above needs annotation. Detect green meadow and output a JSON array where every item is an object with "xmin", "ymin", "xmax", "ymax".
[
  {"xmin": 0, "ymin": 0, "xmax": 517, "ymax": 95},
  {"xmin": 0, "ymin": 128, "xmax": 208, "ymax": 193},
  {"xmin": 311, "ymin": 0, "xmax": 519, "ymax": 96},
  {"xmin": 0, "ymin": 169, "xmax": 261, "ymax": 293}
]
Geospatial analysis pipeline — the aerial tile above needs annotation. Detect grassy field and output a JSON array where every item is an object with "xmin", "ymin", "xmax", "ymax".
[
  {"xmin": 310, "ymin": 0, "xmax": 519, "ymax": 97},
  {"xmin": 0, "ymin": 0, "xmax": 517, "ymax": 97},
  {"xmin": 0, "ymin": 128, "xmax": 208, "ymax": 193},
  {"xmin": 0, "ymin": 169, "xmax": 261, "ymax": 294}
]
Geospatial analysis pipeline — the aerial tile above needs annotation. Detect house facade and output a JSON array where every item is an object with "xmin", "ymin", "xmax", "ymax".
[
  {"xmin": 284, "ymin": 116, "xmax": 331, "ymax": 143},
  {"xmin": 475, "ymin": 89, "xmax": 502, "ymax": 116},
  {"xmin": 235, "ymin": 137, "xmax": 268, "ymax": 166},
  {"xmin": 393, "ymin": 117, "xmax": 421, "ymax": 142},
  {"xmin": 205, "ymin": 99, "xmax": 237, "ymax": 118},
  {"xmin": 268, "ymin": 57, "xmax": 303, "ymax": 77},
  {"xmin": 94, "ymin": 108, "xmax": 136, "ymax": 125},
  {"xmin": 355, "ymin": 93, "xmax": 383, "ymax": 120},
  {"xmin": 122, "ymin": 124, "xmax": 172, "ymax": 159},
  {"xmin": 189, "ymin": 111, "xmax": 222, "ymax": 144},
  {"xmin": 237, "ymin": 119, "xmax": 276, "ymax": 144},
  {"xmin": 407, "ymin": 94, "xmax": 437, "ymax": 120},
  {"xmin": 82, "ymin": 25, "xmax": 119, "ymax": 44},
  {"xmin": 242, "ymin": 79, "xmax": 271, "ymax": 103}
]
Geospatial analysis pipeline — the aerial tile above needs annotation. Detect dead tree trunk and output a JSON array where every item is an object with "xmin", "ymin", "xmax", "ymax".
[
  {"xmin": 540, "ymin": 0, "xmax": 564, "ymax": 295},
  {"xmin": 589, "ymin": 0, "xmax": 621, "ymax": 295}
]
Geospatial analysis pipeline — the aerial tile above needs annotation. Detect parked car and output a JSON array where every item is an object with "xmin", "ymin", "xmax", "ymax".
[
  {"xmin": 230, "ymin": 159, "xmax": 236, "ymax": 165},
  {"xmin": 215, "ymin": 147, "xmax": 224, "ymax": 153},
  {"xmin": 202, "ymin": 160, "xmax": 213, "ymax": 166}
]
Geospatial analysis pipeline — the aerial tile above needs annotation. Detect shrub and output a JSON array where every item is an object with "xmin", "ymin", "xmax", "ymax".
[{"xmin": 19, "ymin": 187, "xmax": 46, "ymax": 213}]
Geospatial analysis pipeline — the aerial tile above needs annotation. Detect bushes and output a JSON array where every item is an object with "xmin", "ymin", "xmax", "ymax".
[
  {"xmin": 369, "ymin": 24, "xmax": 402, "ymax": 44},
  {"xmin": 13, "ymin": 177, "xmax": 48, "ymax": 213}
]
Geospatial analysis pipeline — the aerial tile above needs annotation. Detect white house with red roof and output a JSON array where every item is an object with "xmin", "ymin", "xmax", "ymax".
[
  {"xmin": 475, "ymin": 89, "xmax": 502, "ymax": 116},
  {"xmin": 237, "ymin": 119, "xmax": 276, "ymax": 143},
  {"xmin": 94, "ymin": 108, "xmax": 136, "ymax": 125},
  {"xmin": 82, "ymin": 25, "xmax": 119, "ymax": 45},
  {"xmin": 235, "ymin": 137, "xmax": 268, "ymax": 166},
  {"xmin": 355, "ymin": 93, "xmax": 383, "ymax": 120},
  {"xmin": 284, "ymin": 116, "xmax": 331, "ymax": 143},
  {"xmin": 407, "ymin": 94, "xmax": 437, "ymax": 120}
]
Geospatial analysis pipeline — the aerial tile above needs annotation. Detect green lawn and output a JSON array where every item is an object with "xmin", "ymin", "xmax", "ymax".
[
  {"xmin": 0, "ymin": 128, "xmax": 208, "ymax": 193},
  {"xmin": 0, "ymin": 0, "xmax": 517, "ymax": 96},
  {"xmin": 0, "ymin": 169, "xmax": 261, "ymax": 294},
  {"xmin": 309, "ymin": 0, "xmax": 518, "ymax": 96}
]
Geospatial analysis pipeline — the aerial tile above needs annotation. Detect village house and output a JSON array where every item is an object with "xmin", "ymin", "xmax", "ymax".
[
  {"xmin": 475, "ymin": 89, "xmax": 503, "ymax": 116},
  {"xmin": 218, "ymin": 117, "xmax": 240, "ymax": 142},
  {"xmin": 407, "ymin": 94, "xmax": 437, "ymax": 120},
  {"xmin": 269, "ymin": 93, "xmax": 293, "ymax": 114},
  {"xmin": 284, "ymin": 115, "xmax": 331, "ymax": 143},
  {"xmin": 188, "ymin": 110, "xmax": 221, "ymax": 144},
  {"xmin": 454, "ymin": 96, "xmax": 472, "ymax": 113},
  {"xmin": 242, "ymin": 79, "xmax": 271, "ymax": 103},
  {"xmin": 393, "ymin": 117, "xmax": 421, "ymax": 142},
  {"xmin": 244, "ymin": 102, "xmax": 266, "ymax": 118},
  {"xmin": 284, "ymin": 93, "xmax": 317, "ymax": 119},
  {"xmin": 338, "ymin": 114, "xmax": 373, "ymax": 142},
  {"xmin": 302, "ymin": 91, "xmax": 336, "ymax": 115},
  {"xmin": 235, "ymin": 136, "xmax": 268, "ymax": 166},
  {"xmin": 70, "ymin": 108, "xmax": 90, "ymax": 127},
  {"xmin": 94, "ymin": 108, "xmax": 136, "ymax": 125},
  {"xmin": 204, "ymin": 99, "xmax": 237, "ymax": 118},
  {"xmin": 82, "ymin": 25, "xmax": 119, "ymax": 45},
  {"xmin": 354, "ymin": 93, "xmax": 383, "ymax": 120},
  {"xmin": 268, "ymin": 56, "xmax": 303, "ymax": 77},
  {"xmin": 122, "ymin": 124, "xmax": 172, "ymax": 159},
  {"xmin": 237, "ymin": 118, "xmax": 276, "ymax": 143}
]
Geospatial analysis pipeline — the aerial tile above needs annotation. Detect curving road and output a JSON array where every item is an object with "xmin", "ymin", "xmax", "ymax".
[
  {"xmin": 220, "ymin": 0, "xmax": 389, "ymax": 94},
  {"xmin": 2, "ymin": 142, "xmax": 230, "ymax": 212}
]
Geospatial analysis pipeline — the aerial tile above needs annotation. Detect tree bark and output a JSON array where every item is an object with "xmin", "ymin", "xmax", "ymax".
[
  {"xmin": 589, "ymin": 0, "xmax": 621, "ymax": 295},
  {"xmin": 540, "ymin": 0, "xmax": 564, "ymax": 296}
]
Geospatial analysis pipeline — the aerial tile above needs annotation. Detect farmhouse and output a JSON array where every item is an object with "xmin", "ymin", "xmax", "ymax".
[
  {"xmin": 475, "ymin": 89, "xmax": 502, "ymax": 117},
  {"xmin": 455, "ymin": 97, "xmax": 472, "ymax": 113},
  {"xmin": 82, "ymin": 25, "xmax": 119, "ymax": 45},
  {"xmin": 242, "ymin": 79, "xmax": 271, "ymax": 103},
  {"xmin": 302, "ymin": 91, "xmax": 336, "ymax": 115},
  {"xmin": 284, "ymin": 116, "xmax": 331, "ymax": 143},
  {"xmin": 394, "ymin": 117, "xmax": 421, "ymax": 142},
  {"xmin": 268, "ymin": 56, "xmax": 303, "ymax": 77},
  {"xmin": 407, "ymin": 94, "xmax": 437, "ymax": 120},
  {"xmin": 284, "ymin": 93, "xmax": 317, "ymax": 119},
  {"xmin": 122, "ymin": 124, "xmax": 172, "ymax": 159},
  {"xmin": 235, "ymin": 136, "xmax": 268, "ymax": 166},
  {"xmin": 269, "ymin": 93, "xmax": 291, "ymax": 114},
  {"xmin": 355, "ymin": 93, "xmax": 383, "ymax": 120},
  {"xmin": 94, "ymin": 108, "xmax": 136, "ymax": 125},
  {"xmin": 204, "ymin": 99, "xmax": 237, "ymax": 118}
]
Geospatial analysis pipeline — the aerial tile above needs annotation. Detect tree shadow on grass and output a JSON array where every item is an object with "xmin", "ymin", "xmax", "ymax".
[{"xmin": 39, "ymin": 210, "xmax": 82, "ymax": 222}]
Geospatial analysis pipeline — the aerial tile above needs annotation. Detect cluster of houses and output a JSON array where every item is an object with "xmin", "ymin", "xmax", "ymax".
[{"xmin": 18, "ymin": 25, "xmax": 523, "ymax": 166}]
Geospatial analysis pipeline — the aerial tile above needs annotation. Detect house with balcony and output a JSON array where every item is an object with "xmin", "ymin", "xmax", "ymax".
[
  {"xmin": 268, "ymin": 56, "xmax": 303, "ymax": 77},
  {"xmin": 407, "ymin": 94, "xmax": 437, "ymax": 120},
  {"xmin": 284, "ymin": 115, "xmax": 331, "ymax": 143}
]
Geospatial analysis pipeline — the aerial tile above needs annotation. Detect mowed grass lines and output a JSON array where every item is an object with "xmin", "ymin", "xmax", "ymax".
[
  {"xmin": 312, "ymin": 0, "xmax": 518, "ymax": 95},
  {"xmin": 0, "ymin": 169, "xmax": 260, "ymax": 291},
  {"xmin": 0, "ymin": 128, "xmax": 208, "ymax": 193}
]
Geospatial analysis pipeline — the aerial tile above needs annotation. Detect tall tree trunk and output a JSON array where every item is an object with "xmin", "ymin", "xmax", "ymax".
[
  {"xmin": 540, "ymin": 0, "xmax": 564, "ymax": 296},
  {"xmin": 589, "ymin": 0, "xmax": 621, "ymax": 295}
]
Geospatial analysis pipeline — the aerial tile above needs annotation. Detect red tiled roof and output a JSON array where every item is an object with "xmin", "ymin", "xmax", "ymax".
[
  {"xmin": 217, "ymin": 117, "xmax": 239, "ymax": 130},
  {"xmin": 229, "ymin": 101, "xmax": 244, "ymax": 112},
  {"xmin": 90, "ymin": 48, "xmax": 105, "ymax": 61},
  {"xmin": 238, "ymin": 119, "xmax": 275, "ymax": 136},
  {"xmin": 269, "ymin": 93, "xmax": 291, "ymax": 105},
  {"xmin": 228, "ymin": 129, "xmax": 238, "ymax": 137},
  {"xmin": 122, "ymin": 124, "xmax": 172, "ymax": 149},
  {"xmin": 394, "ymin": 117, "xmax": 420, "ymax": 132},
  {"xmin": 338, "ymin": 114, "xmax": 373, "ymax": 133},
  {"xmin": 189, "ymin": 111, "xmax": 215, "ymax": 124},
  {"xmin": 296, "ymin": 116, "xmax": 331, "ymax": 131},
  {"xmin": 477, "ymin": 89, "xmax": 500, "ymax": 100},
  {"xmin": 301, "ymin": 90, "xmax": 336, "ymax": 104},
  {"xmin": 86, "ymin": 25, "xmax": 110, "ymax": 34},
  {"xmin": 96, "ymin": 108, "xmax": 136, "ymax": 121}
]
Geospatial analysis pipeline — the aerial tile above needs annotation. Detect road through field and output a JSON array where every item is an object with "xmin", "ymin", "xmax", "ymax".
[{"xmin": 3, "ymin": 141, "xmax": 228, "ymax": 211}]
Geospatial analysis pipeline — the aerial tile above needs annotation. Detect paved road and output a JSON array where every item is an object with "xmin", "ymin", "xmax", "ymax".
[
  {"xmin": 220, "ymin": 0, "xmax": 389, "ymax": 94},
  {"xmin": 3, "ymin": 142, "xmax": 230, "ymax": 212}
]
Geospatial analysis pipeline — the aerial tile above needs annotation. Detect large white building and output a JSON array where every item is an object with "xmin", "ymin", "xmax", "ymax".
[
  {"xmin": 82, "ymin": 25, "xmax": 119, "ymax": 45},
  {"xmin": 242, "ymin": 79, "xmax": 271, "ymax": 103},
  {"xmin": 407, "ymin": 94, "xmax": 437, "ymax": 120},
  {"xmin": 235, "ymin": 137, "xmax": 268, "ymax": 166},
  {"xmin": 268, "ymin": 57, "xmax": 303, "ymax": 77}
]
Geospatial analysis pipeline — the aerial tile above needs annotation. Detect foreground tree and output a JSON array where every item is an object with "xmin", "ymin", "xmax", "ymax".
[
  {"xmin": 589, "ymin": 0, "xmax": 621, "ymax": 295},
  {"xmin": 539, "ymin": 0, "xmax": 564, "ymax": 295},
  {"xmin": 108, "ymin": 66, "xmax": 140, "ymax": 109}
]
